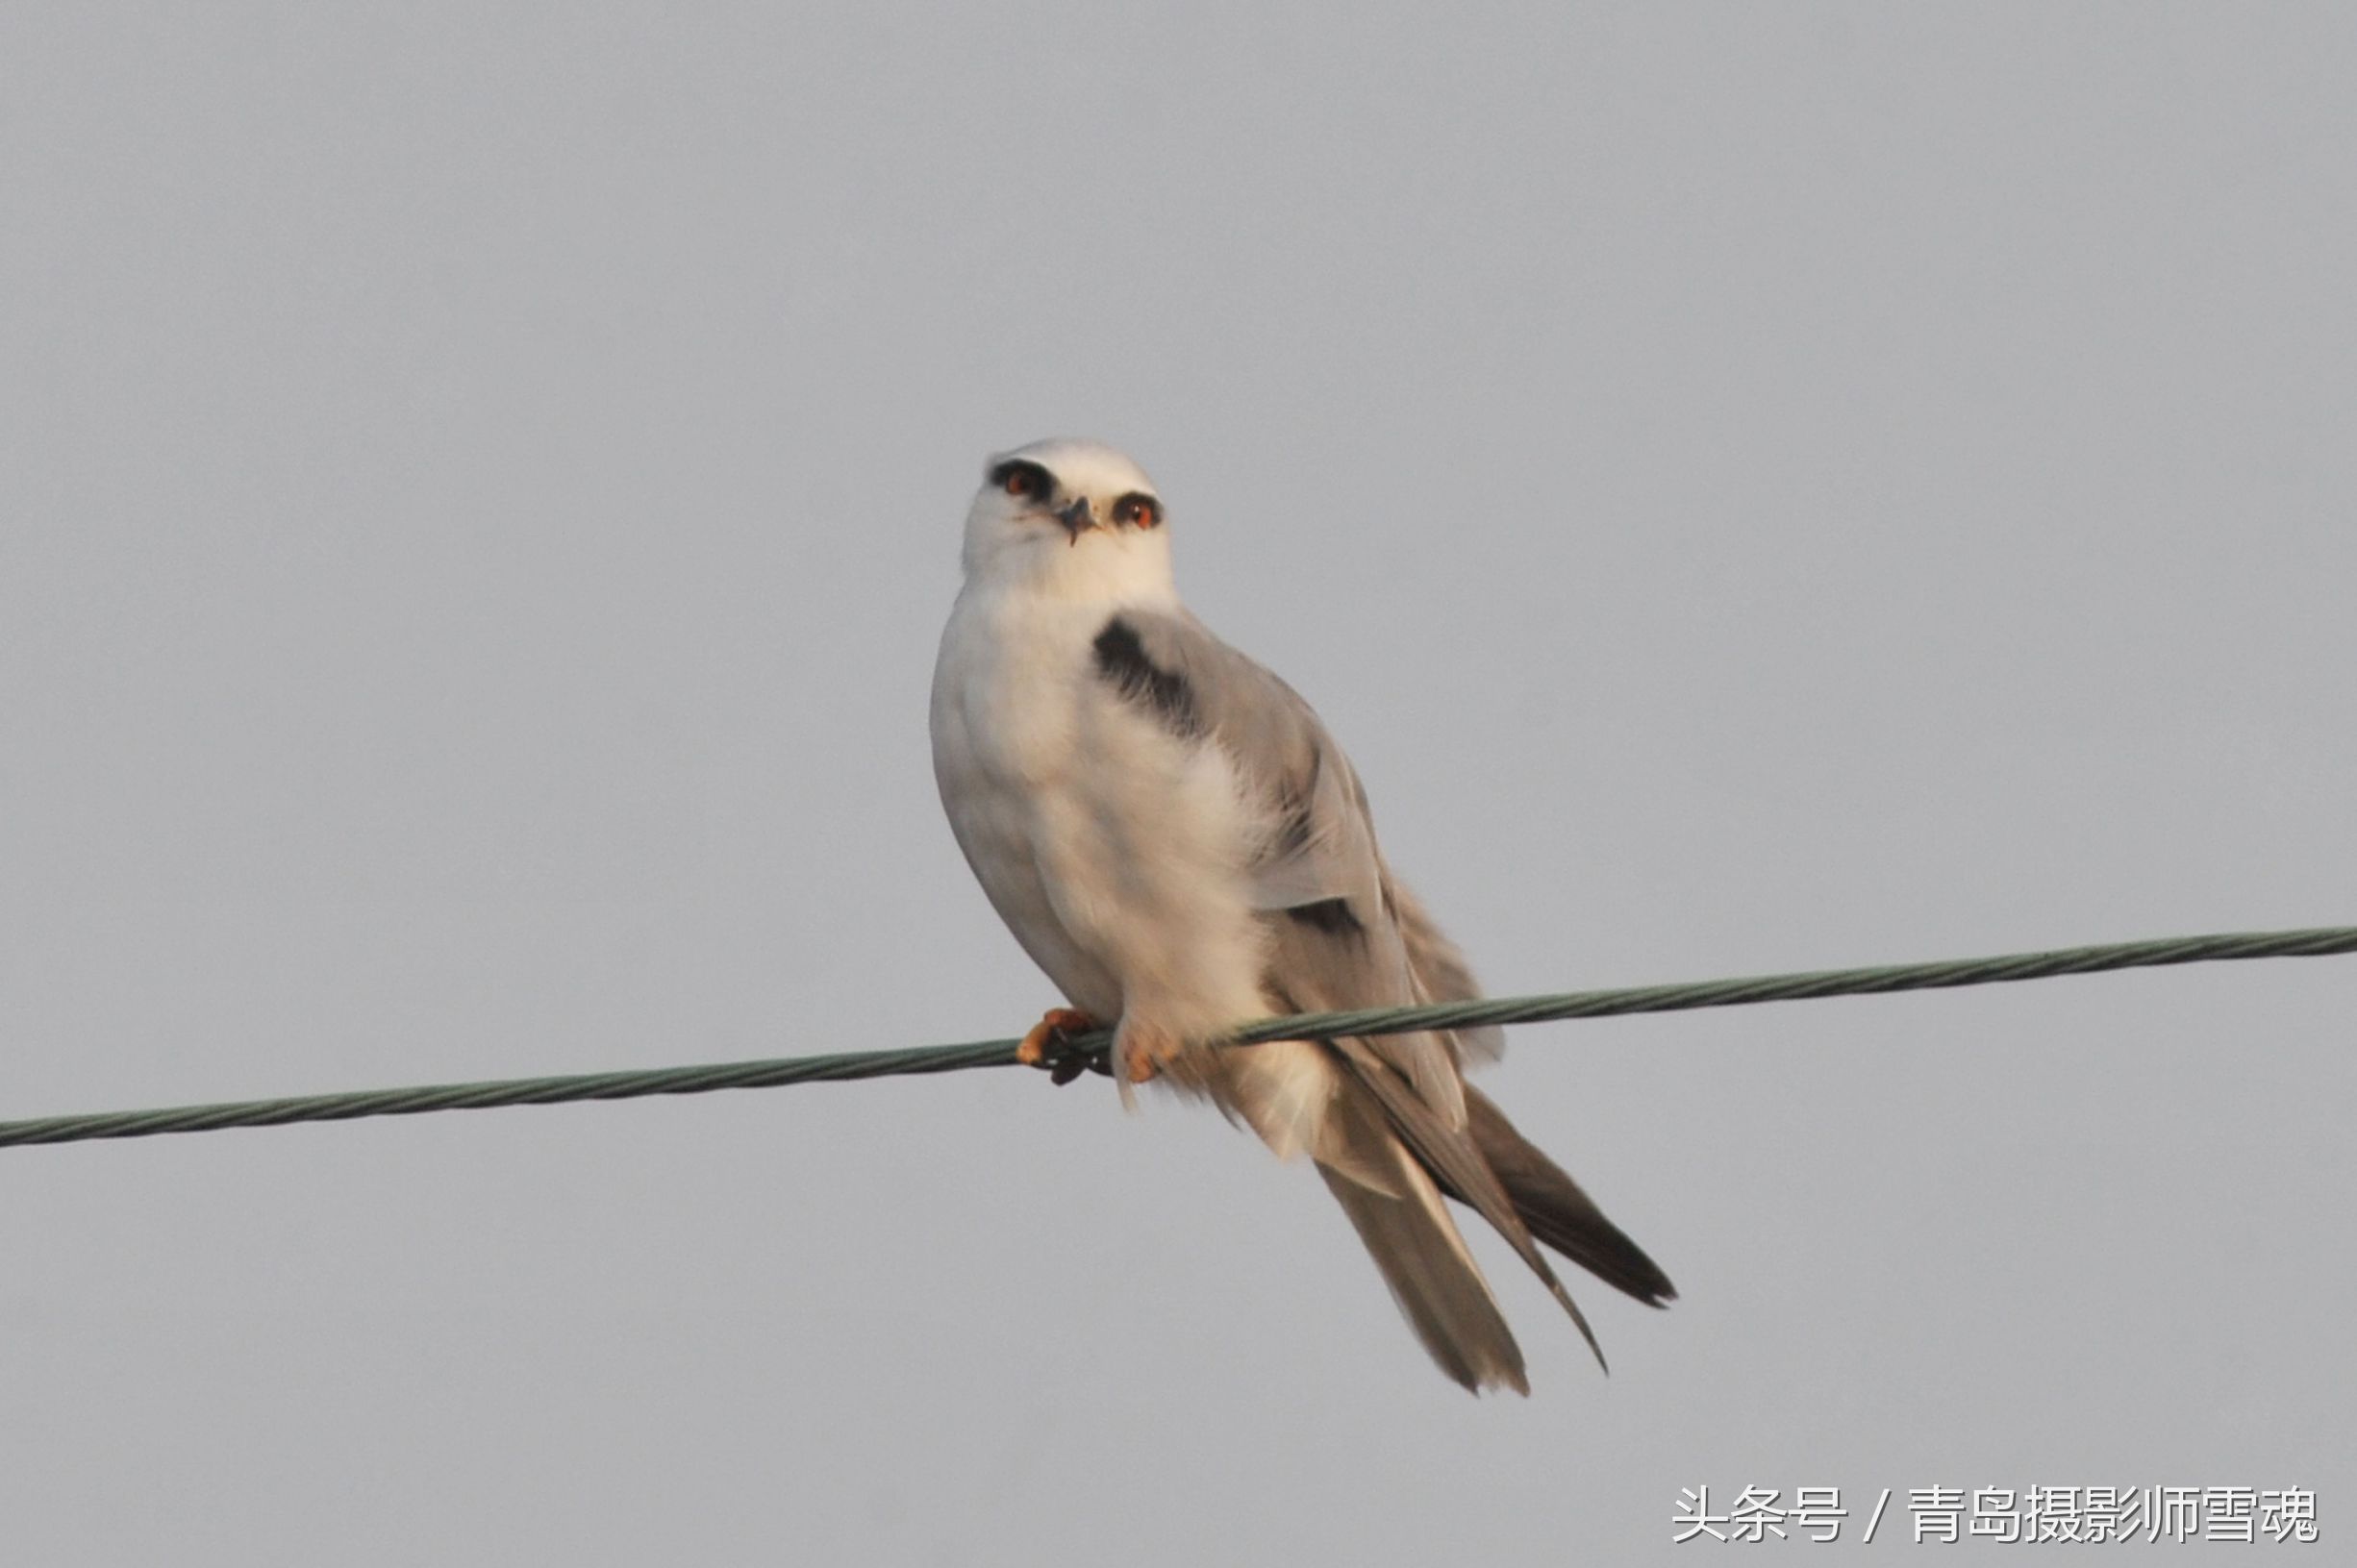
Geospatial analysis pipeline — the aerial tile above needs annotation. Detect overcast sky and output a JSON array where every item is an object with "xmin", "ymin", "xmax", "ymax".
[{"xmin": 4, "ymin": 4, "xmax": 2352, "ymax": 1563}]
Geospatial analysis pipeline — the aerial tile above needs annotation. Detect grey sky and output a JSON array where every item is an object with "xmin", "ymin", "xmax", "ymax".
[{"xmin": 4, "ymin": 4, "xmax": 2352, "ymax": 1562}]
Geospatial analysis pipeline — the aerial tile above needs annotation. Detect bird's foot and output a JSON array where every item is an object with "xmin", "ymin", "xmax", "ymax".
[
  {"xmin": 1016, "ymin": 1008, "xmax": 1109, "ymax": 1085},
  {"xmin": 1113, "ymin": 1018, "xmax": 1187, "ymax": 1086}
]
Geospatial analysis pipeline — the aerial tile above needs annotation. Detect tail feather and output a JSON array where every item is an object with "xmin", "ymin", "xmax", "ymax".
[
  {"xmin": 1455, "ymin": 1084, "xmax": 1678, "ymax": 1307},
  {"xmin": 1217, "ymin": 1028, "xmax": 1669, "ymax": 1390},
  {"xmin": 1334, "ymin": 1044, "xmax": 1610, "ymax": 1369},
  {"xmin": 1316, "ymin": 1161, "xmax": 1528, "ymax": 1396},
  {"xmin": 1310, "ymin": 1075, "xmax": 1527, "ymax": 1393}
]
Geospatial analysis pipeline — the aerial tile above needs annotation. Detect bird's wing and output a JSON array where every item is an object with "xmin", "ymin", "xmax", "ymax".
[
  {"xmin": 1386, "ymin": 876, "xmax": 1506, "ymax": 1064},
  {"xmin": 1104, "ymin": 606, "xmax": 1635, "ymax": 1381},
  {"xmin": 1104, "ymin": 607, "xmax": 1470, "ymax": 1120}
]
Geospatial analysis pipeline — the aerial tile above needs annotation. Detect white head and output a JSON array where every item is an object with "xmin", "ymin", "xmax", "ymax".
[{"xmin": 960, "ymin": 437, "xmax": 1176, "ymax": 603}]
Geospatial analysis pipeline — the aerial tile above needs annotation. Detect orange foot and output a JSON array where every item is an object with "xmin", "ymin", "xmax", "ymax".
[
  {"xmin": 1016, "ymin": 1008, "xmax": 1107, "ymax": 1085},
  {"xmin": 1114, "ymin": 1019, "xmax": 1187, "ymax": 1086}
]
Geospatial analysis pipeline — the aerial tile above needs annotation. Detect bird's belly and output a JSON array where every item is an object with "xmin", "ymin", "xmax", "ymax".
[
  {"xmin": 933, "ymin": 610, "xmax": 1268, "ymax": 1041},
  {"xmin": 1017, "ymin": 720, "xmax": 1271, "ymax": 1042},
  {"xmin": 940, "ymin": 767, "xmax": 1126, "ymax": 1018}
]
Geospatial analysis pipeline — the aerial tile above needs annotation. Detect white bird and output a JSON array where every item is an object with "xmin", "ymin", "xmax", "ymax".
[{"xmin": 930, "ymin": 437, "xmax": 1673, "ymax": 1393}]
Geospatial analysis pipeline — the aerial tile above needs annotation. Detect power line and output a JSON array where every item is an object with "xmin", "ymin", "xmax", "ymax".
[{"xmin": 3, "ymin": 925, "xmax": 2350, "ymax": 1151}]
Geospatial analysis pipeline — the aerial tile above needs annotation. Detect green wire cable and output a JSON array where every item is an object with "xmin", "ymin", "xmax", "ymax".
[{"xmin": 2, "ymin": 925, "xmax": 2350, "ymax": 1151}]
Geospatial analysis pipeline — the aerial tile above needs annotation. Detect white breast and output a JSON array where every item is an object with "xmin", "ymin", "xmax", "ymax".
[{"xmin": 929, "ymin": 583, "xmax": 1273, "ymax": 1044}]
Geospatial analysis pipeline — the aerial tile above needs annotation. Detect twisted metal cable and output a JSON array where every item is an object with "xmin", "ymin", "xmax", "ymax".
[{"xmin": 3, "ymin": 925, "xmax": 2350, "ymax": 1151}]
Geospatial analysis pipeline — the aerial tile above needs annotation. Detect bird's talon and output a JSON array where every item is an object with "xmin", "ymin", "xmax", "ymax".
[
  {"xmin": 1017, "ymin": 1008, "xmax": 1104, "ymax": 1082},
  {"xmin": 1047, "ymin": 1052, "xmax": 1112, "ymax": 1086},
  {"xmin": 1113, "ymin": 1024, "xmax": 1187, "ymax": 1085}
]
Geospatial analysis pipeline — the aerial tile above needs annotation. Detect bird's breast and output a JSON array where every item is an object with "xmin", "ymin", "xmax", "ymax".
[
  {"xmin": 931, "ymin": 585, "xmax": 1273, "ymax": 1041},
  {"xmin": 934, "ymin": 591, "xmax": 1109, "ymax": 789}
]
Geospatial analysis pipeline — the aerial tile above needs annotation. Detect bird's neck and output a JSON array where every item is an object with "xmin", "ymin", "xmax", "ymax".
[{"xmin": 963, "ymin": 535, "xmax": 1180, "ymax": 612}]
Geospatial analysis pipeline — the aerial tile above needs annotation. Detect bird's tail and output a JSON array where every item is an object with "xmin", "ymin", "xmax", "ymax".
[
  {"xmin": 1385, "ymin": 874, "xmax": 1678, "ymax": 1307},
  {"xmin": 1459, "ymin": 1083, "xmax": 1678, "ymax": 1307},
  {"xmin": 1213, "ymin": 1036, "xmax": 1647, "ymax": 1393},
  {"xmin": 1312, "ymin": 1082, "xmax": 1530, "ymax": 1395}
]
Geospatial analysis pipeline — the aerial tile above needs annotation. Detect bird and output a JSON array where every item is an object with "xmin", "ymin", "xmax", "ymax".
[{"xmin": 929, "ymin": 436, "xmax": 1674, "ymax": 1393}]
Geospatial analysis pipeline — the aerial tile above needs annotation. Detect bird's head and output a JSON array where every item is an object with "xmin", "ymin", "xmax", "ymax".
[{"xmin": 960, "ymin": 437, "xmax": 1175, "ymax": 600}]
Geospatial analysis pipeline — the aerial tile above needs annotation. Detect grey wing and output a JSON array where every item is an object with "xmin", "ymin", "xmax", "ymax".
[
  {"xmin": 1113, "ymin": 614, "xmax": 1502, "ymax": 1063},
  {"xmin": 1387, "ymin": 877, "xmax": 1506, "ymax": 1064},
  {"xmin": 1109, "ymin": 608, "xmax": 1471, "ymax": 1118},
  {"xmin": 1110, "ymin": 608, "xmax": 1647, "ymax": 1376}
]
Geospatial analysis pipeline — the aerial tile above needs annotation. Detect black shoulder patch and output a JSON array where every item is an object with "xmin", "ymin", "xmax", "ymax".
[
  {"xmin": 1284, "ymin": 898, "xmax": 1366, "ymax": 937},
  {"xmin": 1091, "ymin": 617, "xmax": 1201, "ymax": 737}
]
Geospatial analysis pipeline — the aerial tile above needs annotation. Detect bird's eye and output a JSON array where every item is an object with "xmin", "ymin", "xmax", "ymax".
[
  {"xmin": 990, "ymin": 460, "xmax": 1052, "ymax": 501},
  {"xmin": 1113, "ymin": 493, "xmax": 1162, "ymax": 529}
]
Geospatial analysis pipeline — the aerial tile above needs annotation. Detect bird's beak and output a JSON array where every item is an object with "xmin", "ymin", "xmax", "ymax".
[{"xmin": 1055, "ymin": 496, "xmax": 1099, "ymax": 544}]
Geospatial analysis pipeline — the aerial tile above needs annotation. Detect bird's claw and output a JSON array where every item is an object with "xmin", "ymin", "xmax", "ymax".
[
  {"xmin": 1016, "ymin": 1008, "xmax": 1109, "ymax": 1084},
  {"xmin": 1114, "ymin": 1022, "xmax": 1186, "ymax": 1085}
]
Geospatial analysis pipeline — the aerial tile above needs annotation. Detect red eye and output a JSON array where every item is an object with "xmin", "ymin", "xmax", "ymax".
[
  {"xmin": 1114, "ymin": 494, "xmax": 1162, "ymax": 529},
  {"xmin": 991, "ymin": 460, "xmax": 1050, "ymax": 499}
]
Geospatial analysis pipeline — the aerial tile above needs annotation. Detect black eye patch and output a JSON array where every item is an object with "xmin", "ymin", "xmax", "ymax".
[{"xmin": 989, "ymin": 460, "xmax": 1055, "ymax": 501}]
